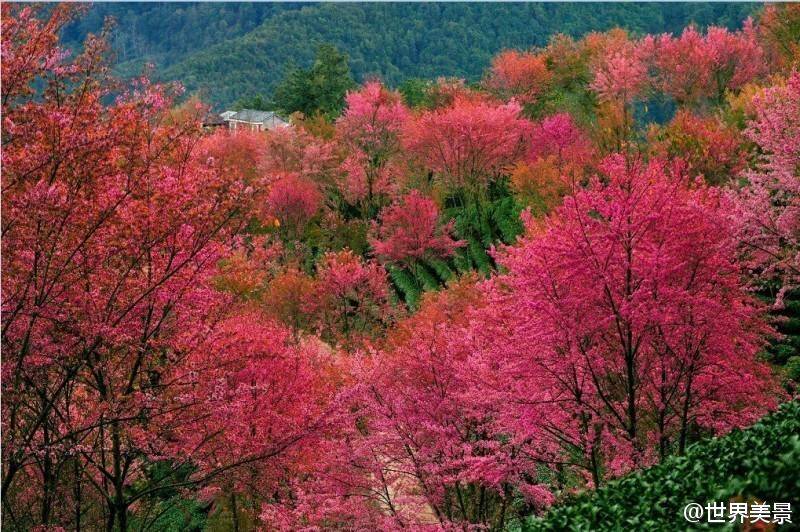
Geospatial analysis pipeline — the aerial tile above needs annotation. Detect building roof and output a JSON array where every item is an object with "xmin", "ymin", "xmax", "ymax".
[
  {"xmin": 219, "ymin": 110, "xmax": 237, "ymax": 120},
  {"xmin": 202, "ymin": 112, "xmax": 226, "ymax": 126},
  {"xmin": 228, "ymin": 109, "xmax": 284, "ymax": 124}
]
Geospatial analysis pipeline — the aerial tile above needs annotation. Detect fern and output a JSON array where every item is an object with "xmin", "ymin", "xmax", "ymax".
[
  {"xmin": 388, "ymin": 265, "xmax": 422, "ymax": 308},
  {"xmin": 413, "ymin": 262, "xmax": 441, "ymax": 291},
  {"xmin": 478, "ymin": 206, "xmax": 495, "ymax": 246},
  {"xmin": 453, "ymin": 247, "xmax": 474, "ymax": 274},
  {"xmin": 428, "ymin": 258, "xmax": 454, "ymax": 282},
  {"xmin": 491, "ymin": 196, "xmax": 524, "ymax": 244},
  {"xmin": 468, "ymin": 237, "xmax": 492, "ymax": 276}
]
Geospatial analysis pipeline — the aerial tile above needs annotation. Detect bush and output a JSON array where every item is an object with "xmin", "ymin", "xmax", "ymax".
[{"xmin": 519, "ymin": 401, "xmax": 800, "ymax": 531}]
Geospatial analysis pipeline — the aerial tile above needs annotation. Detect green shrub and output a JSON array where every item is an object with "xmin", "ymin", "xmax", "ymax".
[{"xmin": 518, "ymin": 401, "xmax": 800, "ymax": 531}]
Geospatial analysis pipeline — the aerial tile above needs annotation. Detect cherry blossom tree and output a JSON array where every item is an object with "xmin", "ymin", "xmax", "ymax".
[
  {"xmin": 0, "ymin": 7, "xmax": 330, "ymax": 530},
  {"xmin": 528, "ymin": 113, "xmax": 594, "ymax": 174},
  {"xmin": 729, "ymin": 70, "xmax": 800, "ymax": 303},
  {"xmin": 160, "ymin": 309, "xmax": 343, "ymax": 525},
  {"xmin": 263, "ymin": 173, "xmax": 323, "ymax": 239},
  {"xmin": 758, "ymin": 4, "xmax": 800, "ymax": 72},
  {"xmin": 353, "ymin": 280, "xmax": 555, "ymax": 529},
  {"xmin": 648, "ymin": 109, "xmax": 746, "ymax": 185},
  {"xmin": 512, "ymin": 113, "xmax": 594, "ymax": 213},
  {"xmin": 650, "ymin": 21, "xmax": 766, "ymax": 106},
  {"xmin": 2, "ymin": 6, "xmax": 792, "ymax": 531},
  {"xmin": 493, "ymin": 154, "xmax": 780, "ymax": 484},
  {"xmin": 259, "ymin": 278, "xmax": 555, "ymax": 530},
  {"xmin": 403, "ymin": 97, "xmax": 532, "ymax": 199},
  {"xmin": 314, "ymin": 250, "xmax": 394, "ymax": 347},
  {"xmin": 261, "ymin": 124, "xmax": 338, "ymax": 186},
  {"xmin": 590, "ymin": 44, "xmax": 649, "ymax": 106},
  {"xmin": 369, "ymin": 190, "xmax": 463, "ymax": 266},
  {"xmin": 589, "ymin": 38, "xmax": 650, "ymax": 154},
  {"xmin": 195, "ymin": 128, "xmax": 269, "ymax": 185},
  {"xmin": 485, "ymin": 50, "xmax": 553, "ymax": 109},
  {"xmin": 336, "ymin": 81, "xmax": 410, "ymax": 216}
]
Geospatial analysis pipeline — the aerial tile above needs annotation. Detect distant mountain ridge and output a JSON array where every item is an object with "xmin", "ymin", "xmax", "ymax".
[{"xmin": 65, "ymin": 3, "xmax": 760, "ymax": 107}]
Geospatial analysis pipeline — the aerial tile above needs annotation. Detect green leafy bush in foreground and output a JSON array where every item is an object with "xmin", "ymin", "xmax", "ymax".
[{"xmin": 519, "ymin": 401, "xmax": 800, "ymax": 531}]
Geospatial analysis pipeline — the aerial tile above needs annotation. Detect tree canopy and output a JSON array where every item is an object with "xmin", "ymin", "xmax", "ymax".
[
  {"xmin": 63, "ymin": 3, "xmax": 760, "ymax": 107},
  {"xmin": 3, "ymin": 3, "xmax": 798, "ymax": 531}
]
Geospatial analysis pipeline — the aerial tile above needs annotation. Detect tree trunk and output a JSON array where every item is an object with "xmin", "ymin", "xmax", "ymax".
[
  {"xmin": 679, "ymin": 373, "xmax": 694, "ymax": 455},
  {"xmin": 230, "ymin": 492, "xmax": 241, "ymax": 532}
]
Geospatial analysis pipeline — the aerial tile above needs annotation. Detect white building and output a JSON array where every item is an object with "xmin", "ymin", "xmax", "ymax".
[{"xmin": 224, "ymin": 109, "xmax": 289, "ymax": 132}]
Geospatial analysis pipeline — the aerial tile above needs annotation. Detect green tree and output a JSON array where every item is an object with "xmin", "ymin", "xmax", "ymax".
[
  {"xmin": 272, "ymin": 44, "xmax": 355, "ymax": 120},
  {"xmin": 233, "ymin": 93, "xmax": 271, "ymax": 111},
  {"xmin": 398, "ymin": 77, "xmax": 433, "ymax": 108}
]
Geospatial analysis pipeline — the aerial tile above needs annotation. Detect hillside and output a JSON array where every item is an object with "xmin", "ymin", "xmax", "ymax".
[
  {"xmin": 65, "ymin": 3, "xmax": 760, "ymax": 107},
  {"xmin": 522, "ymin": 401, "xmax": 800, "ymax": 531},
  {"xmin": 7, "ymin": 4, "xmax": 800, "ymax": 530}
]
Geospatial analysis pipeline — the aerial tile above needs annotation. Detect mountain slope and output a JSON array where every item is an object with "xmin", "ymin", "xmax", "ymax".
[{"xmin": 66, "ymin": 3, "xmax": 760, "ymax": 107}]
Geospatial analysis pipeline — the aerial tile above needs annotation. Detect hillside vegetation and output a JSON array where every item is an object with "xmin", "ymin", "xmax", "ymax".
[
  {"xmin": 5, "ymin": 3, "xmax": 799, "ymax": 531},
  {"xmin": 522, "ymin": 401, "xmax": 800, "ymax": 531},
  {"xmin": 65, "ymin": 3, "xmax": 759, "ymax": 106}
]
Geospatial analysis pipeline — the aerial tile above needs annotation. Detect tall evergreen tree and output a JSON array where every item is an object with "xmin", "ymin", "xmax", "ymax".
[{"xmin": 273, "ymin": 44, "xmax": 355, "ymax": 119}]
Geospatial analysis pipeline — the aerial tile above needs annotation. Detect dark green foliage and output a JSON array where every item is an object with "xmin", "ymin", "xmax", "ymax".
[
  {"xmin": 447, "ymin": 187, "xmax": 525, "ymax": 278},
  {"xmin": 757, "ymin": 286, "xmax": 800, "ymax": 388},
  {"xmin": 129, "ymin": 496, "xmax": 207, "ymax": 532},
  {"xmin": 518, "ymin": 401, "xmax": 800, "ymax": 531},
  {"xmin": 311, "ymin": 217, "xmax": 370, "ymax": 259},
  {"xmin": 61, "ymin": 3, "xmax": 297, "ymax": 79},
  {"xmin": 787, "ymin": 356, "xmax": 800, "ymax": 383},
  {"xmin": 398, "ymin": 77, "xmax": 435, "ymax": 108},
  {"xmin": 428, "ymin": 258, "xmax": 455, "ymax": 283},
  {"xmin": 272, "ymin": 44, "xmax": 356, "ymax": 120},
  {"xmin": 65, "ymin": 3, "xmax": 759, "ymax": 107},
  {"xmin": 387, "ymin": 265, "xmax": 422, "ymax": 310},
  {"xmin": 414, "ymin": 262, "xmax": 442, "ymax": 292},
  {"xmin": 773, "ymin": 290, "xmax": 800, "ymax": 364},
  {"xmin": 127, "ymin": 461, "xmax": 209, "ymax": 532},
  {"xmin": 386, "ymin": 183, "xmax": 525, "ymax": 308},
  {"xmin": 465, "ymin": 237, "xmax": 493, "ymax": 277},
  {"xmin": 232, "ymin": 93, "xmax": 271, "ymax": 111},
  {"xmin": 492, "ymin": 196, "xmax": 526, "ymax": 245}
]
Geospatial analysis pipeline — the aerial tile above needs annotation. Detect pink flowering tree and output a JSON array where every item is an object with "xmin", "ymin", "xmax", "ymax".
[
  {"xmin": 403, "ymin": 97, "xmax": 532, "ymax": 200},
  {"xmin": 511, "ymin": 113, "xmax": 594, "ymax": 213},
  {"xmin": 161, "ymin": 309, "xmax": 344, "ymax": 520},
  {"xmin": 0, "ymin": 7, "xmax": 331, "ymax": 529},
  {"xmin": 354, "ymin": 283, "xmax": 556, "ymax": 529},
  {"xmin": 259, "ymin": 279, "xmax": 555, "ymax": 530},
  {"xmin": 263, "ymin": 173, "xmax": 323, "ymax": 239},
  {"xmin": 648, "ymin": 109, "xmax": 746, "ymax": 185},
  {"xmin": 314, "ymin": 250, "xmax": 394, "ymax": 347},
  {"xmin": 261, "ymin": 124, "xmax": 339, "ymax": 185},
  {"xmin": 336, "ymin": 81, "xmax": 410, "ymax": 216},
  {"xmin": 651, "ymin": 21, "xmax": 766, "ymax": 107},
  {"xmin": 369, "ymin": 190, "xmax": 463, "ymax": 266},
  {"xmin": 590, "ymin": 39, "xmax": 650, "ymax": 153},
  {"xmin": 729, "ymin": 71, "xmax": 800, "ymax": 304},
  {"xmin": 528, "ymin": 112, "xmax": 594, "ymax": 174},
  {"xmin": 590, "ymin": 46, "xmax": 650, "ymax": 106},
  {"xmin": 484, "ymin": 50, "xmax": 553, "ymax": 110},
  {"xmin": 493, "ymin": 154, "xmax": 780, "ymax": 484},
  {"xmin": 195, "ymin": 128, "xmax": 270, "ymax": 185}
]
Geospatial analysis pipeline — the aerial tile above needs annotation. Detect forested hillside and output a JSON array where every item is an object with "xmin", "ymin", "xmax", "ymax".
[
  {"xmin": 61, "ymin": 3, "xmax": 298, "ymax": 73},
  {"xmin": 65, "ymin": 3, "xmax": 759, "ymax": 106}
]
